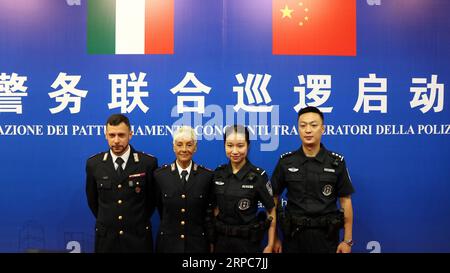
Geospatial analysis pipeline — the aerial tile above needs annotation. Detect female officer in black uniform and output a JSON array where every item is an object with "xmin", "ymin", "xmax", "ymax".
[
  {"xmin": 154, "ymin": 126, "xmax": 214, "ymax": 253},
  {"xmin": 212, "ymin": 125, "xmax": 276, "ymax": 253}
]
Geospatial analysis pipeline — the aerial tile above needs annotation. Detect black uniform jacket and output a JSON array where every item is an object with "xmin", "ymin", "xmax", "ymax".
[
  {"xmin": 271, "ymin": 144, "xmax": 354, "ymax": 217},
  {"xmin": 86, "ymin": 145, "xmax": 158, "ymax": 253},
  {"xmin": 213, "ymin": 161, "xmax": 275, "ymax": 226},
  {"xmin": 154, "ymin": 161, "xmax": 214, "ymax": 253}
]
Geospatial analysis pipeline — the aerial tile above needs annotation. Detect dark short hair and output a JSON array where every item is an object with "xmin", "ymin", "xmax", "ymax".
[
  {"xmin": 224, "ymin": 125, "xmax": 250, "ymax": 145},
  {"xmin": 106, "ymin": 114, "xmax": 131, "ymax": 130},
  {"xmin": 297, "ymin": 106, "xmax": 324, "ymax": 123}
]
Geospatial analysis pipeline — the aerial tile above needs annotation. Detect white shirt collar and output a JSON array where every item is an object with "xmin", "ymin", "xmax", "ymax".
[
  {"xmin": 110, "ymin": 145, "xmax": 131, "ymax": 170},
  {"xmin": 176, "ymin": 160, "xmax": 192, "ymax": 180}
]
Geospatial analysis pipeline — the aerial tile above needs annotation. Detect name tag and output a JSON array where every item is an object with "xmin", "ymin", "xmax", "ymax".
[
  {"xmin": 324, "ymin": 168, "xmax": 335, "ymax": 173},
  {"xmin": 242, "ymin": 185, "xmax": 254, "ymax": 189}
]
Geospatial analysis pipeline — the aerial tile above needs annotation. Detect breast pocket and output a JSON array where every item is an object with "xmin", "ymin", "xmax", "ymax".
[
  {"xmin": 96, "ymin": 179, "xmax": 112, "ymax": 190},
  {"xmin": 285, "ymin": 171, "xmax": 306, "ymax": 194},
  {"xmin": 214, "ymin": 181, "xmax": 225, "ymax": 195},
  {"xmin": 319, "ymin": 174, "xmax": 337, "ymax": 198}
]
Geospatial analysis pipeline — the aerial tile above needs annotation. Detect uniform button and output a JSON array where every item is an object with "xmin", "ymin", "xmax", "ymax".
[
  {"xmin": 181, "ymin": 208, "xmax": 186, "ymax": 213},
  {"xmin": 118, "ymin": 215, "xmax": 123, "ymax": 220},
  {"xmin": 118, "ymin": 184, "xmax": 122, "ymax": 189},
  {"xmin": 136, "ymin": 182, "xmax": 140, "ymax": 185},
  {"xmin": 181, "ymin": 194, "xmax": 186, "ymax": 199},
  {"xmin": 160, "ymin": 231, "xmax": 164, "ymax": 235},
  {"xmin": 119, "ymin": 230, "xmax": 124, "ymax": 235},
  {"xmin": 145, "ymin": 226, "xmax": 149, "ymax": 230},
  {"xmin": 118, "ymin": 199, "xmax": 123, "ymax": 204},
  {"xmin": 180, "ymin": 234, "xmax": 185, "ymax": 239},
  {"xmin": 181, "ymin": 221, "xmax": 185, "ymax": 225}
]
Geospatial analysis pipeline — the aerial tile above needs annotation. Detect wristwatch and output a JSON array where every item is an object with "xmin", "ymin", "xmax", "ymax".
[{"xmin": 343, "ymin": 239, "xmax": 354, "ymax": 247}]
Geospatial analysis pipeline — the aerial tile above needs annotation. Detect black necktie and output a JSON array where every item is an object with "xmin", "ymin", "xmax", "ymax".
[
  {"xmin": 181, "ymin": 170, "xmax": 188, "ymax": 184},
  {"xmin": 115, "ymin": 157, "xmax": 124, "ymax": 177}
]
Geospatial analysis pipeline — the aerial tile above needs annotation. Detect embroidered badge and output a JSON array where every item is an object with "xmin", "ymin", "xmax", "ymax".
[
  {"xmin": 322, "ymin": 184, "xmax": 333, "ymax": 196},
  {"xmin": 238, "ymin": 198, "xmax": 251, "ymax": 210}
]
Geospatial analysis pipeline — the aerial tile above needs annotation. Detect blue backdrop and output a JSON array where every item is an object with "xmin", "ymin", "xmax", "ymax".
[{"xmin": 0, "ymin": 0, "xmax": 449, "ymax": 253}]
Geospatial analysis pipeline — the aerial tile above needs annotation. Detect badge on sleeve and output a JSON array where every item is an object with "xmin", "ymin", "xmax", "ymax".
[
  {"xmin": 238, "ymin": 199, "xmax": 251, "ymax": 210},
  {"xmin": 266, "ymin": 181, "xmax": 273, "ymax": 196},
  {"xmin": 322, "ymin": 184, "xmax": 333, "ymax": 196}
]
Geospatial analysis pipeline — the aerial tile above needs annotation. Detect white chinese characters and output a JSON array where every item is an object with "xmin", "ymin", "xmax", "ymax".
[
  {"xmin": 108, "ymin": 72, "xmax": 149, "ymax": 113},
  {"xmin": 170, "ymin": 72, "xmax": 211, "ymax": 114},
  {"xmin": 410, "ymin": 74, "xmax": 444, "ymax": 113},
  {"xmin": 354, "ymin": 73, "xmax": 387, "ymax": 113},
  {"xmin": 48, "ymin": 73, "xmax": 88, "ymax": 114},
  {"xmin": 233, "ymin": 73, "xmax": 273, "ymax": 112},
  {"xmin": 0, "ymin": 72, "xmax": 28, "ymax": 114},
  {"xmin": 294, "ymin": 75, "xmax": 333, "ymax": 113}
]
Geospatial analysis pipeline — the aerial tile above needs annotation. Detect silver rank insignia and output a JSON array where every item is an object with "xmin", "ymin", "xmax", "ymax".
[
  {"xmin": 288, "ymin": 167, "xmax": 299, "ymax": 172},
  {"xmin": 133, "ymin": 153, "xmax": 139, "ymax": 162},
  {"xmin": 238, "ymin": 198, "xmax": 251, "ymax": 210},
  {"xmin": 102, "ymin": 153, "xmax": 108, "ymax": 162},
  {"xmin": 322, "ymin": 184, "xmax": 333, "ymax": 196},
  {"xmin": 171, "ymin": 163, "xmax": 176, "ymax": 171}
]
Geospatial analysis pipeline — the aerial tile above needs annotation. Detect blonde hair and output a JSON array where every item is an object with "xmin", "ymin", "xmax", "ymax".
[{"xmin": 173, "ymin": 126, "xmax": 197, "ymax": 145}]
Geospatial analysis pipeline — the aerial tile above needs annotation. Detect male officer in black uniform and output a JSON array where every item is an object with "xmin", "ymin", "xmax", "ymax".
[
  {"xmin": 272, "ymin": 106, "xmax": 354, "ymax": 253},
  {"xmin": 154, "ymin": 126, "xmax": 214, "ymax": 253},
  {"xmin": 86, "ymin": 114, "xmax": 158, "ymax": 253}
]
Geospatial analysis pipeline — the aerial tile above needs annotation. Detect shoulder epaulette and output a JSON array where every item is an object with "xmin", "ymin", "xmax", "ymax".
[
  {"xmin": 215, "ymin": 164, "xmax": 227, "ymax": 171},
  {"xmin": 329, "ymin": 151, "xmax": 344, "ymax": 162},
  {"xmin": 88, "ymin": 152, "xmax": 103, "ymax": 160},
  {"xmin": 252, "ymin": 166, "xmax": 267, "ymax": 176},
  {"xmin": 196, "ymin": 164, "xmax": 212, "ymax": 172},
  {"xmin": 140, "ymin": 151, "xmax": 155, "ymax": 158},
  {"xmin": 280, "ymin": 151, "xmax": 294, "ymax": 159},
  {"xmin": 155, "ymin": 164, "xmax": 170, "ymax": 173}
]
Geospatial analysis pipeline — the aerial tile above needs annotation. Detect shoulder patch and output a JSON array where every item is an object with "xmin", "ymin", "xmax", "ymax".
[{"xmin": 280, "ymin": 151, "xmax": 294, "ymax": 159}]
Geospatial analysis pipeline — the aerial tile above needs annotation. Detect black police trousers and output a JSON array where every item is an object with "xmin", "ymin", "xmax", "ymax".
[
  {"xmin": 215, "ymin": 234, "xmax": 260, "ymax": 253},
  {"xmin": 283, "ymin": 228, "xmax": 338, "ymax": 253}
]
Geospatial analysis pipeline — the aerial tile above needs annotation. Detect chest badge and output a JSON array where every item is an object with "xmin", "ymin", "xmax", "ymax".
[
  {"xmin": 322, "ymin": 184, "xmax": 333, "ymax": 196},
  {"xmin": 324, "ymin": 168, "xmax": 335, "ymax": 173},
  {"xmin": 238, "ymin": 198, "xmax": 251, "ymax": 210},
  {"xmin": 135, "ymin": 186, "xmax": 142, "ymax": 193},
  {"xmin": 215, "ymin": 181, "xmax": 225, "ymax": 185},
  {"xmin": 241, "ymin": 185, "xmax": 254, "ymax": 189},
  {"xmin": 288, "ymin": 167, "xmax": 299, "ymax": 173}
]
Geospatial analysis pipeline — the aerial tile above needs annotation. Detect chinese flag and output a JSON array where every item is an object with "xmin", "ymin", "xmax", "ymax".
[{"xmin": 273, "ymin": 0, "xmax": 356, "ymax": 56}]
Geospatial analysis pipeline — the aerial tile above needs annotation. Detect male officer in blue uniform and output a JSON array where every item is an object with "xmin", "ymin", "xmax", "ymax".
[
  {"xmin": 154, "ymin": 126, "xmax": 214, "ymax": 253},
  {"xmin": 272, "ymin": 106, "xmax": 355, "ymax": 253},
  {"xmin": 86, "ymin": 114, "xmax": 158, "ymax": 253}
]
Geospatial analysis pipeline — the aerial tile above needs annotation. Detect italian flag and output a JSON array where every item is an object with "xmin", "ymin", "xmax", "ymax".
[{"xmin": 87, "ymin": 0, "xmax": 174, "ymax": 54}]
